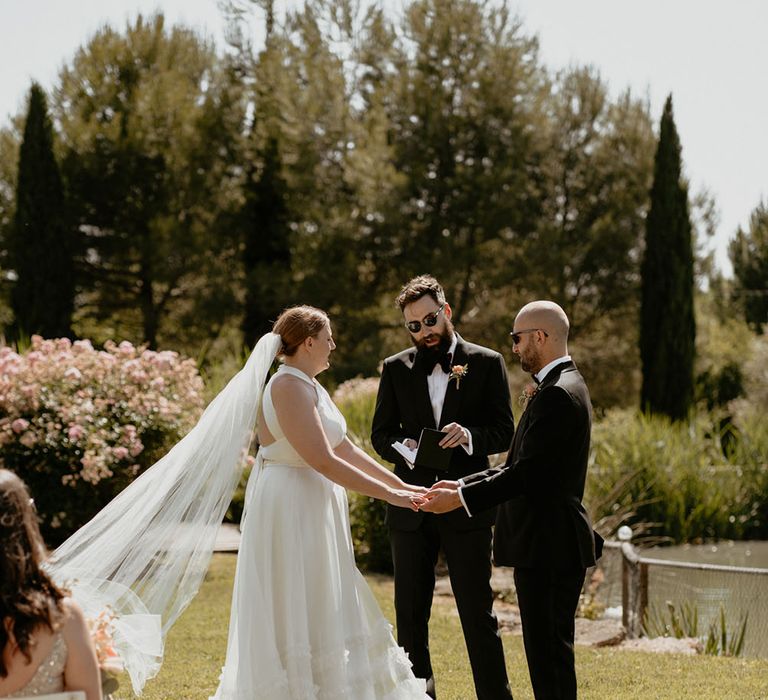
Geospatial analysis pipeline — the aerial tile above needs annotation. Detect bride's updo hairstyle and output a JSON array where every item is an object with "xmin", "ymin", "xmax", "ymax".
[{"xmin": 272, "ymin": 305, "xmax": 330, "ymax": 357}]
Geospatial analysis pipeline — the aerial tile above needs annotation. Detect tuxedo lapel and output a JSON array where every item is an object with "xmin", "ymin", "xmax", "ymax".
[
  {"xmin": 506, "ymin": 408, "xmax": 528, "ymax": 466},
  {"xmin": 505, "ymin": 361, "xmax": 575, "ymax": 467},
  {"xmin": 407, "ymin": 352, "xmax": 437, "ymax": 429},
  {"xmin": 537, "ymin": 360, "xmax": 573, "ymax": 391},
  {"xmin": 437, "ymin": 338, "xmax": 467, "ymax": 428}
]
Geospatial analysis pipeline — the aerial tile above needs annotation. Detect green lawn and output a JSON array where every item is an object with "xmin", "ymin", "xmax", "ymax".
[{"xmin": 117, "ymin": 554, "xmax": 768, "ymax": 700}]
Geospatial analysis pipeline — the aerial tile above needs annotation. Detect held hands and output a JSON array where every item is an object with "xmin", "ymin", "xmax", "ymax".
[
  {"xmin": 388, "ymin": 483, "xmax": 430, "ymax": 511},
  {"xmin": 419, "ymin": 479, "xmax": 462, "ymax": 514}
]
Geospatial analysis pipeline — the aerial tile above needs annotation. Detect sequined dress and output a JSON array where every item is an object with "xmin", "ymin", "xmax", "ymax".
[{"xmin": 3, "ymin": 632, "xmax": 66, "ymax": 697}]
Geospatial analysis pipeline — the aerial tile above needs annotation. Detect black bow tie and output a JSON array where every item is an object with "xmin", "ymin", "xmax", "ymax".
[{"xmin": 418, "ymin": 350, "xmax": 452, "ymax": 375}]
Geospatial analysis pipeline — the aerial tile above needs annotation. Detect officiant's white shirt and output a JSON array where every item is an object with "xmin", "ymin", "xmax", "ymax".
[{"xmin": 426, "ymin": 334, "xmax": 473, "ymax": 456}]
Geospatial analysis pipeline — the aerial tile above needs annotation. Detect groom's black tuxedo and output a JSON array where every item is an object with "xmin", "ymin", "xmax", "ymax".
[
  {"xmin": 372, "ymin": 334, "xmax": 514, "ymax": 700},
  {"xmin": 461, "ymin": 360, "xmax": 602, "ymax": 700}
]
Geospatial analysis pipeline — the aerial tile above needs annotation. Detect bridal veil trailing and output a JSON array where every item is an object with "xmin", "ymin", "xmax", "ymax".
[{"xmin": 47, "ymin": 333, "xmax": 282, "ymax": 695}]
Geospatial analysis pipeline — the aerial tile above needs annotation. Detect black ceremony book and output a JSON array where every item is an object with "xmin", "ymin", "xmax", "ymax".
[{"xmin": 414, "ymin": 428, "xmax": 452, "ymax": 471}]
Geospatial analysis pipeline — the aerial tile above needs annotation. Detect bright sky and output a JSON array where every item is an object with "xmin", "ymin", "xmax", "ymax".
[{"xmin": 2, "ymin": 0, "xmax": 766, "ymax": 275}]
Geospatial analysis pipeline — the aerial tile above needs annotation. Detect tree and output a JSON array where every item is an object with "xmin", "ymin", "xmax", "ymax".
[
  {"xmin": 640, "ymin": 95, "xmax": 696, "ymax": 420},
  {"xmin": 382, "ymin": 0, "xmax": 546, "ymax": 320},
  {"xmin": 729, "ymin": 201, "xmax": 768, "ymax": 332},
  {"xmin": 56, "ymin": 14, "xmax": 245, "ymax": 349},
  {"xmin": 0, "ymin": 120, "xmax": 22, "ymax": 330},
  {"xmin": 6, "ymin": 83, "xmax": 74, "ymax": 340},
  {"xmin": 241, "ymin": 135, "xmax": 291, "ymax": 345},
  {"xmin": 522, "ymin": 71, "xmax": 656, "ymax": 408}
]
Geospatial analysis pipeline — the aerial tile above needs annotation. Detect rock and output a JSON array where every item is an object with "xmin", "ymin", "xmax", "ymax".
[
  {"xmin": 434, "ymin": 576, "xmax": 453, "ymax": 596},
  {"xmin": 619, "ymin": 636, "xmax": 703, "ymax": 655},
  {"xmin": 574, "ymin": 618, "xmax": 625, "ymax": 647}
]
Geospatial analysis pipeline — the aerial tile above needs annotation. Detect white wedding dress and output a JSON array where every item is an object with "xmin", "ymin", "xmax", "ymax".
[{"xmin": 212, "ymin": 365, "xmax": 428, "ymax": 700}]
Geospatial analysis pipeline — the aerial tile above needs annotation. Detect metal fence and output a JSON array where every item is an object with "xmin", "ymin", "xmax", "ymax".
[{"xmin": 592, "ymin": 532, "xmax": 768, "ymax": 658}]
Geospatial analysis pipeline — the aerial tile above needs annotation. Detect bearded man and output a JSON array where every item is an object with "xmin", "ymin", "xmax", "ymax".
[{"xmin": 371, "ymin": 275, "xmax": 514, "ymax": 700}]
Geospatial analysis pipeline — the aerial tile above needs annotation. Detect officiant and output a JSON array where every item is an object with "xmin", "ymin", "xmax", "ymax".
[{"xmin": 372, "ymin": 275, "xmax": 515, "ymax": 700}]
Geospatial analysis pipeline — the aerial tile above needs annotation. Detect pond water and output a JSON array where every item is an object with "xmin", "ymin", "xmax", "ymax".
[
  {"xmin": 647, "ymin": 540, "xmax": 768, "ymax": 569},
  {"xmin": 596, "ymin": 540, "xmax": 768, "ymax": 658}
]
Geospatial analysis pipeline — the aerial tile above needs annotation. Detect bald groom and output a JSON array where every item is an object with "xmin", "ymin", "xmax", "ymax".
[{"xmin": 422, "ymin": 301, "xmax": 603, "ymax": 700}]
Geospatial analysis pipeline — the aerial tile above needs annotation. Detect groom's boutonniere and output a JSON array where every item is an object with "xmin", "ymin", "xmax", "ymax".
[
  {"xmin": 518, "ymin": 383, "xmax": 539, "ymax": 410},
  {"xmin": 449, "ymin": 363, "xmax": 468, "ymax": 389}
]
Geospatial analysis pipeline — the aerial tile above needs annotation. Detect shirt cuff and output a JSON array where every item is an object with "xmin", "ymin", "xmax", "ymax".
[
  {"xmin": 458, "ymin": 486, "xmax": 472, "ymax": 517},
  {"xmin": 460, "ymin": 427, "xmax": 474, "ymax": 456}
]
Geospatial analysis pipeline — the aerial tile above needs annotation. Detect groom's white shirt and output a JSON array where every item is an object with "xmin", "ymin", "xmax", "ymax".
[
  {"xmin": 426, "ymin": 334, "xmax": 473, "ymax": 456},
  {"xmin": 456, "ymin": 355, "xmax": 572, "ymax": 516},
  {"xmin": 534, "ymin": 354, "xmax": 572, "ymax": 385}
]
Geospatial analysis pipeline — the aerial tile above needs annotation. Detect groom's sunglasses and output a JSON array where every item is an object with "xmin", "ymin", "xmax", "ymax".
[
  {"xmin": 510, "ymin": 328, "xmax": 548, "ymax": 345},
  {"xmin": 405, "ymin": 304, "xmax": 445, "ymax": 334}
]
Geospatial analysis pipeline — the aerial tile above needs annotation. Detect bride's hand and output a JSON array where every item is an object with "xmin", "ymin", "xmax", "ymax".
[
  {"xmin": 399, "ymin": 482, "xmax": 429, "ymax": 495},
  {"xmin": 387, "ymin": 489, "xmax": 427, "ymax": 511}
]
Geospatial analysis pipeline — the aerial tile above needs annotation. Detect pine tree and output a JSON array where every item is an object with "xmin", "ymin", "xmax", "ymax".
[
  {"xmin": 7, "ymin": 83, "xmax": 74, "ymax": 340},
  {"xmin": 640, "ymin": 95, "xmax": 696, "ymax": 420},
  {"xmin": 729, "ymin": 201, "xmax": 768, "ymax": 333},
  {"xmin": 241, "ymin": 135, "xmax": 291, "ymax": 346}
]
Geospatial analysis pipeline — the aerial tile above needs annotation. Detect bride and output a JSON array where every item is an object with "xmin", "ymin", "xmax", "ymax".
[
  {"xmin": 49, "ymin": 305, "xmax": 429, "ymax": 699},
  {"xmin": 212, "ymin": 305, "xmax": 428, "ymax": 698}
]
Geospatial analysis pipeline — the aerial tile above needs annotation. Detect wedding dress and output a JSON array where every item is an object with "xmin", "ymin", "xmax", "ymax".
[{"xmin": 211, "ymin": 365, "xmax": 427, "ymax": 699}]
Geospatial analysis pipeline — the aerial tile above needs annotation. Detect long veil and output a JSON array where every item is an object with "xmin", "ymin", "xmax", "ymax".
[{"xmin": 48, "ymin": 332, "xmax": 282, "ymax": 695}]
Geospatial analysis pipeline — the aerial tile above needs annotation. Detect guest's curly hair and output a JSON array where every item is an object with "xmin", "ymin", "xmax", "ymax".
[{"xmin": 0, "ymin": 469, "xmax": 68, "ymax": 677}]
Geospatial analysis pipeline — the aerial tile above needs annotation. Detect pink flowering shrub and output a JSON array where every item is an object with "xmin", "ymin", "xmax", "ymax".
[{"xmin": 0, "ymin": 336, "xmax": 205, "ymax": 543}]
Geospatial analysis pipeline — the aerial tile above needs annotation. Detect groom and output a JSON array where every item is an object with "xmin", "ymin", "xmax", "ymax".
[
  {"xmin": 422, "ymin": 300, "xmax": 603, "ymax": 700},
  {"xmin": 372, "ymin": 275, "xmax": 514, "ymax": 700}
]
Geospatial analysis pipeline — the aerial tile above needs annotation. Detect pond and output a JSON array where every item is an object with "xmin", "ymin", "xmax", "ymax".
[{"xmin": 595, "ymin": 540, "xmax": 768, "ymax": 658}]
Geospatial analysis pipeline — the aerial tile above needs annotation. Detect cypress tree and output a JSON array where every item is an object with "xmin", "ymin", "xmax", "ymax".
[
  {"xmin": 8, "ymin": 83, "xmax": 74, "ymax": 340},
  {"xmin": 640, "ymin": 95, "xmax": 696, "ymax": 420}
]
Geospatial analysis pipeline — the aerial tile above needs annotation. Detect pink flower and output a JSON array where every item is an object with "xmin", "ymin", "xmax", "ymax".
[
  {"xmin": 11, "ymin": 418, "xmax": 29, "ymax": 434},
  {"xmin": 64, "ymin": 367, "xmax": 83, "ymax": 381},
  {"xmin": 68, "ymin": 425, "xmax": 85, "ymax": 441},
  {"xmin": 129, "ymin": 442, "xmax": 144, "ymax": 457},
  {"xmin": 19, "ymin": 431, "xmax": 37, "ymax": 448},
  {"xmin": 112, "ymin": 446, "xmax": 129, "ymax": 460}
]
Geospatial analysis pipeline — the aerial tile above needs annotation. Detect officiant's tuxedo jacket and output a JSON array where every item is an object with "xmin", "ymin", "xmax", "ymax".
[
  {"xmin": 461, "ymin": 360, "xmax": 602, "ymax": 569},
  {"xmin": 372, "ymin": 335, "xmax": 514, "ymax": 531}
]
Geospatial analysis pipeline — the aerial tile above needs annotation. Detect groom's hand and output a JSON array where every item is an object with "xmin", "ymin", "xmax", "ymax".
[
  {"xmin": 439, "ymin": 422, "xmax": 469, "ymax": 449},
  {"xmin": 433, "ymin": 479, "xmax": 459, "ymax": 491},
  {"xmin": 420, "ymin": 487, "xmax": 462, "ymax": 513}
]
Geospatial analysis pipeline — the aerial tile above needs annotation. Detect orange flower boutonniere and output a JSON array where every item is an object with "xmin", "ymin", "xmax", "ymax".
[
  {"xmin": 518, "ymin": 383, "xmax": 539, "ymax": 410},
  {"xmin": 449, "ymin": 363, "xmax": 469, "ymax": 389}
]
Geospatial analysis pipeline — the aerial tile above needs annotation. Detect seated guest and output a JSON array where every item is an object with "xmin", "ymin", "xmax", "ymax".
[{"xmin": 0, "ymin": 469, "xmax": 102, "ymax": 699}]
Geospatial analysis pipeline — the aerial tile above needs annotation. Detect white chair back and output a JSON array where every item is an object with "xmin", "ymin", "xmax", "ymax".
[{"xmin": 8, "ymin": 693, "xmax": 86, "ymax": 700}]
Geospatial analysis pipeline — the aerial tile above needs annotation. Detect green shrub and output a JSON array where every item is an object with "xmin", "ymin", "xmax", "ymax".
[
  {"xmin": 643, "ymin": 601, "xmax": 748, "ymax": 658},
  {"xmin": 333, "ymin": 376, "xmax": 393, "ymax": 573},
  {"xmin": 588, "ymin": 408, "xmax": 768, "ymax": 543}
]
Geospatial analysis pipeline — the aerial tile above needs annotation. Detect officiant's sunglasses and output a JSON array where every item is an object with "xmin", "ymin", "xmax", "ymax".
[
  {"xmin": 510, "ymin": 328, "xmax": 548, "ymax": 345},
  {"xmin": 405, "ymin": 304, "xmax": 445, "ymax": 333}
]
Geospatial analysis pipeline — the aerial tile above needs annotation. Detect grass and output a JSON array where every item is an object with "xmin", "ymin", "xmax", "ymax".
[{"xmin": 116, "ymin": 554, "xmax": 768, "ymax": 700}]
